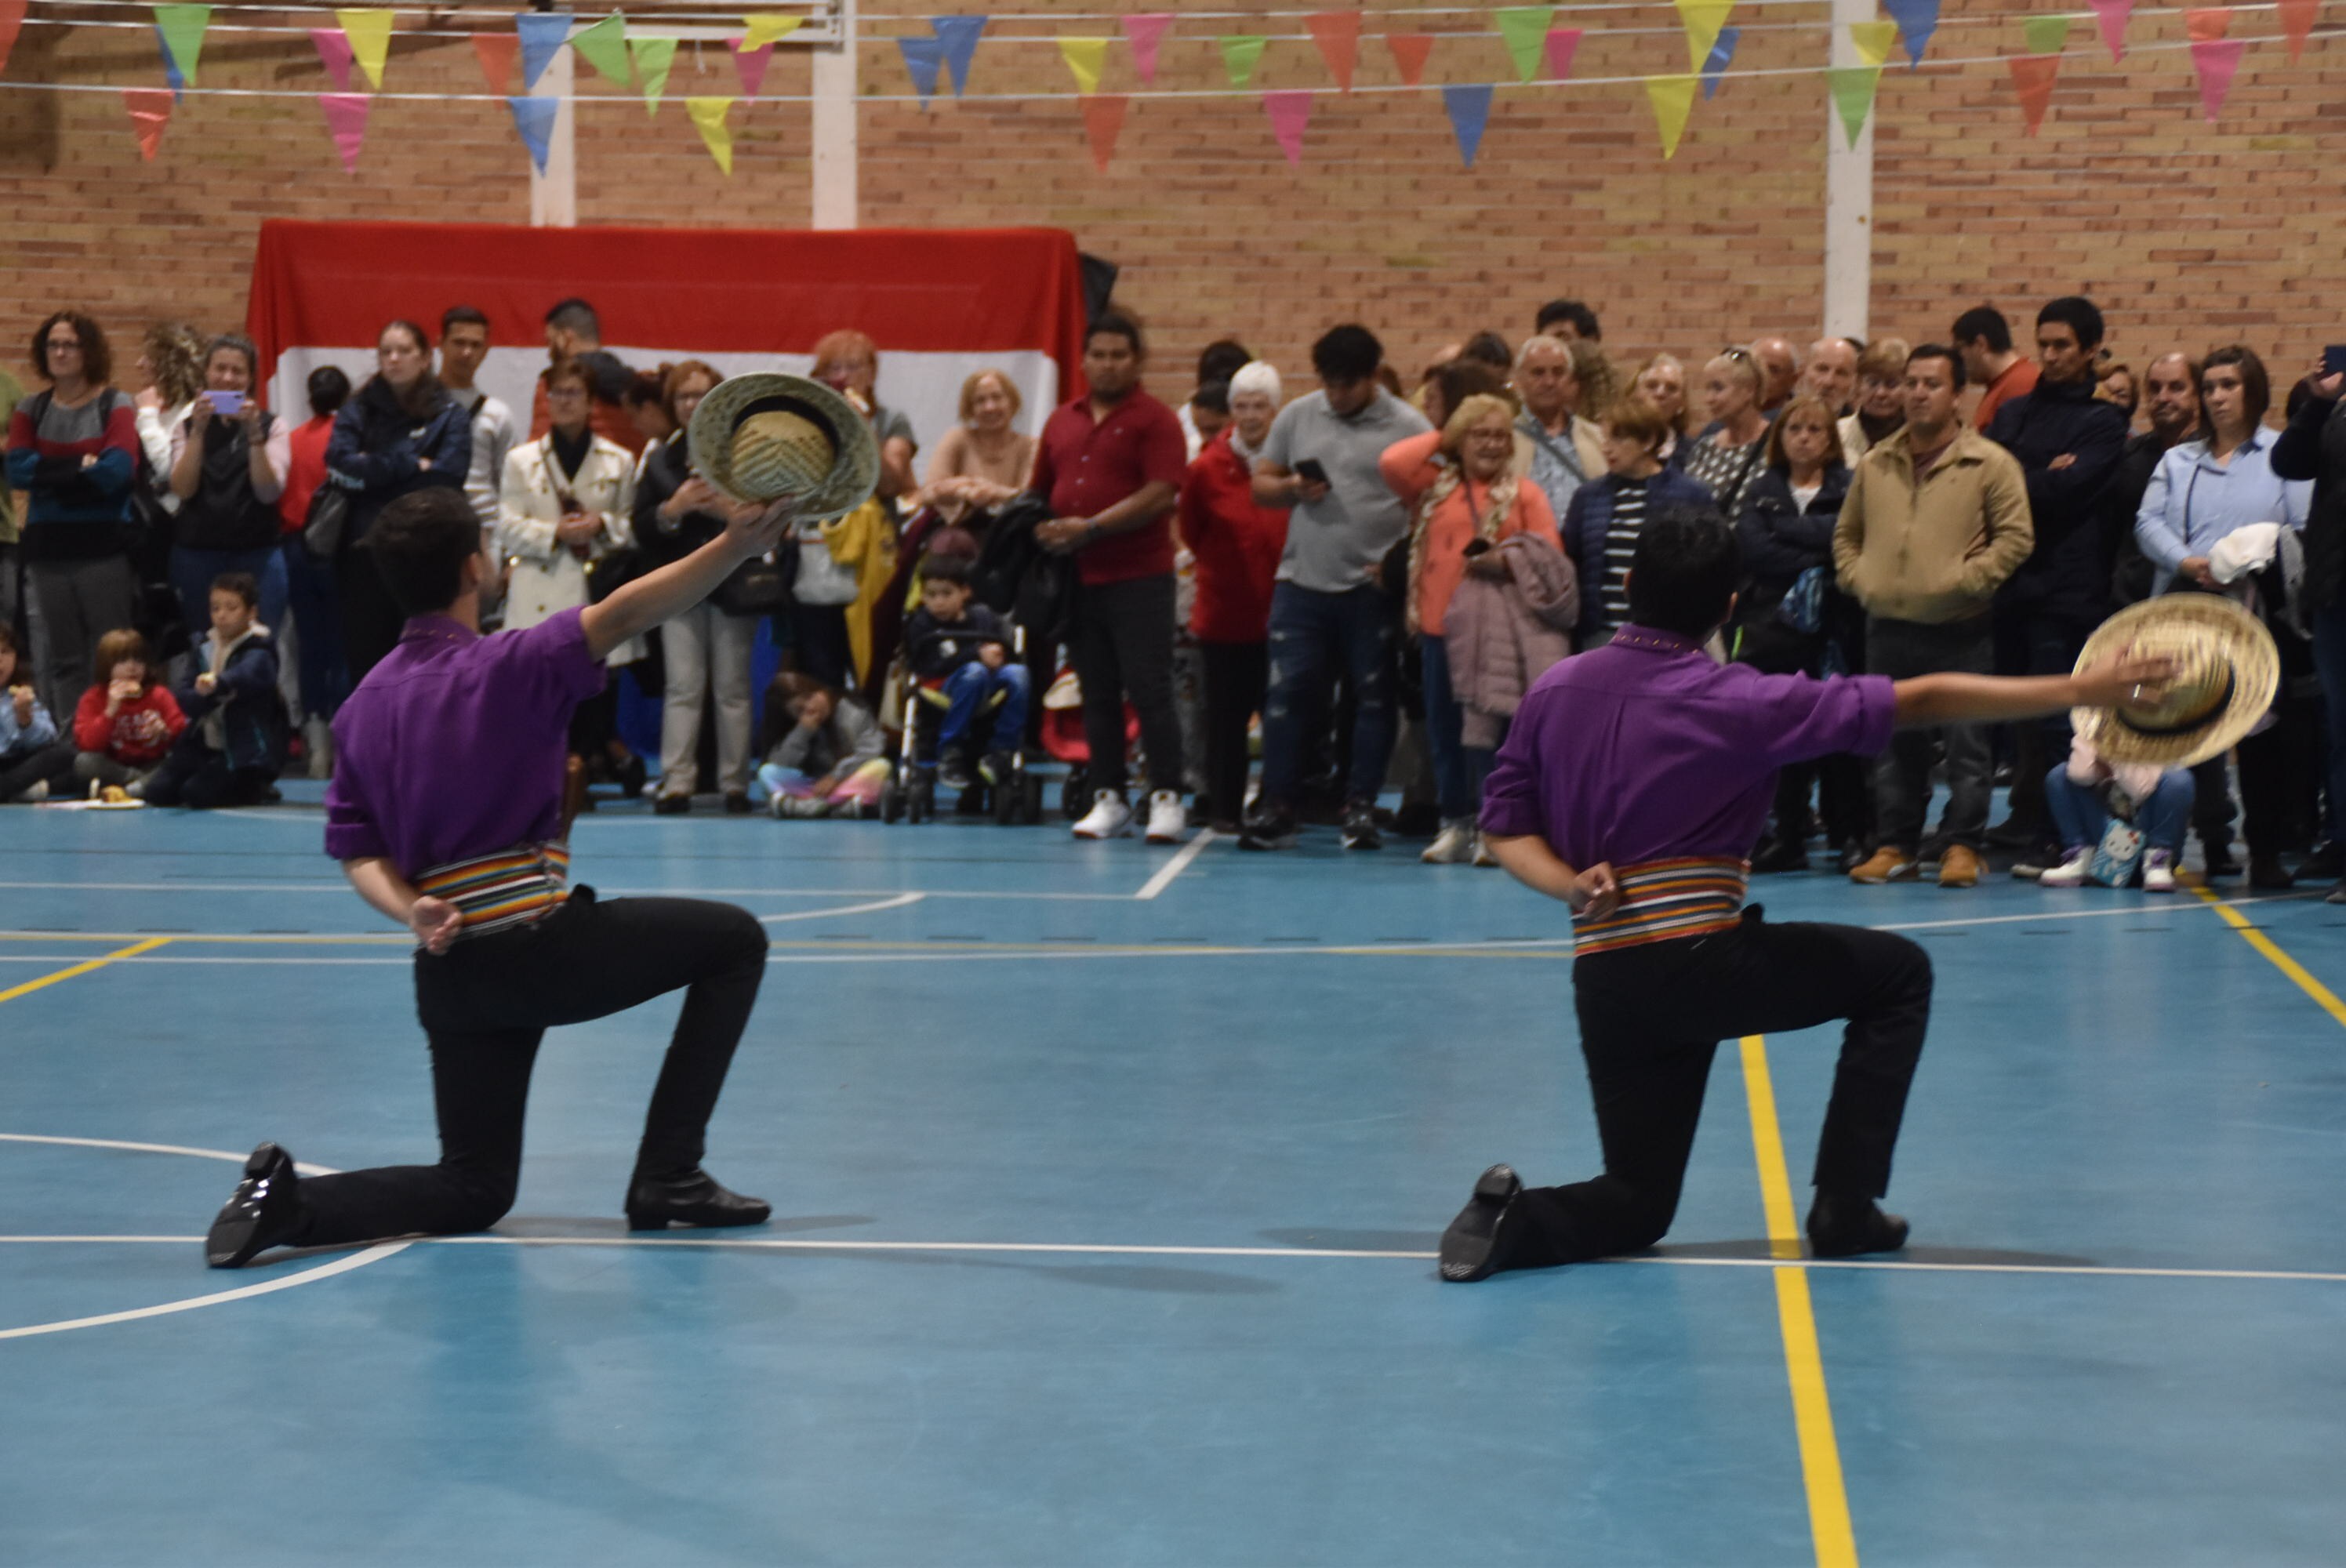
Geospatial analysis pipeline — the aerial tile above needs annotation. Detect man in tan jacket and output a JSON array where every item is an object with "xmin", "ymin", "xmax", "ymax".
[{"xmin": 1833, "ymin": 345, "xmax": 2034, "ymax": 888}]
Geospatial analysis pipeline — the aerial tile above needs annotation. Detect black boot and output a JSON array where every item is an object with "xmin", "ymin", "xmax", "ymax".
[
  {"xmin": 1804, "ymin": 1192, "xmax": 1909, "ymax": 1258},
  {"xmin": 205, "ymin": 1143, "xmax": 309, "ymax": 1269},
  {"xmin": 625, "ymin": 1167, "xmax": 772, "ymax": 1231},
  {"xmin": 1438, "ymin": 1164, "xmax": 1527, "ymax": 1282}
]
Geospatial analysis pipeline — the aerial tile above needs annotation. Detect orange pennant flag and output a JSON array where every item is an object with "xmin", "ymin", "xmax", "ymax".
[
  {"xmin": 1306, "ymin": 12, "xmax": 1362, "ymax": 90},
  {"xmin": 473, "ymin": 31, "xmax": 519, "ymax": 95},
  {"xmin": 0, "ymin": 0, "xmax": 27, "ymax": 75},
  {"xmin": 1080, "ymin": 93, "xmax": 1128, "ymax": 171},
  {"xmin": 2184, "ymin": 6, "xmax": 2232, "ymax": 40},
  {"xmin": 1385, "ymin": 32, "xmax": 1434, "ymax": 86},
  {"xmin": 2007, "ymin": 53, "xmax": 2058, "ymax": 135},
  {"xmin": 124, "ymin": 86, "xmax": 173, "ymax": 160},
  {"xmin": 2277, "ymin": 0, "xmax": 2318, "ymax": 60}
]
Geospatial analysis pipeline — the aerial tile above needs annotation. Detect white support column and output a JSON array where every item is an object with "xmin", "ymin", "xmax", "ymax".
[
  {"xmin": 810, "ymin": 0, "xmax": 858, "ymax": 229},
  {"xmin": 529, "ymin": 41, "xmax": 579, "ymax": 227},
  {"xmin": 1822, "ymin": 0, "xmax": 1874, "ymax": 342}
]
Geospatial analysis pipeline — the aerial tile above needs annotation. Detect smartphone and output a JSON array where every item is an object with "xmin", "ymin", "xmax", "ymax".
[
  {"xmin": 1293, "ymin": 458, "xmax": 1329, "ymax": 485},
  {"xmin": 2325, "ymin": 345, "xmax": 2346, "ymax": 377},
  {"xmin": 206, "ymin": 389, "xmax": 245, "ymax": 416}
]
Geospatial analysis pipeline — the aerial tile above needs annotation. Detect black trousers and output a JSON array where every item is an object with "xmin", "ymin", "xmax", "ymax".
[
  {"xmin": 297, "ymin": 891, "xmax": 769, "ymax": 1247},
  {"xmin": 0, "ymin": 739, "xmax": 74, "ymax": 801},
  {"xmin": 143, "ymin": 737, "xmax": 273, "ymax": 809},
  {"xmin": 1505, "ymin": 910, "xmax": 1934, "ymax": 1268},
  {"xmin": 1197, "ymin": 637, "xmax": 1267, "ymax": 824},
  {"xmin": 1070, "ymin": 572, "xmax": 1183, "ymax": 797}
]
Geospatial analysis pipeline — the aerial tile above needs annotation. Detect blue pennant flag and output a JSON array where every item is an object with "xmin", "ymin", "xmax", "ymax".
[
  {"xmin": 897, "ymin": 37, "xmax": 945, "ymax": 106},
  {"xmin": 1882, "ymin": 0, "xmax": 1939, "ymax": 67},
  {"xmin": 1441, "ymin": 83, "xmax": 1494, "ymax": 168},
  {"xmin": 516, "ymin": 13, "xmax": 572, "ymax": 91},
  {"xmin": 153, "ymin": 24, "xmax": 186, "ymax": 100},
  {"xmin": 931, "ymin": 16, "xmax": 985, "ymax": 96},
  {"xmin": 507, "ymin": 96, "xmax": 560, "ymax": 172},
  {"xmin": 1701, "ymin": 26, "xmax": 1740, "ymax": 98}
]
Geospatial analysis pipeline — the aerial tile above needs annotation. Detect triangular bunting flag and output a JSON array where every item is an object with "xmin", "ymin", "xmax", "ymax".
[
  {"xmin": 1672, "ymin": 0, "xmax": 1734, "ymax": 74},
  {"xmin": 2023, "ymin": 14, "xmax": 2070, "ymax": 53},
  {"xmin": 932, "ymin": 16, "xmax": 984, "ymax": 95},
  {"xmin": 1218, "ymin": 35, "xmax": 1268, "ymax": 89},
  {"xmin": 741, "ymin": 15, "xmax": 801, "ymax": 48},
  {"xmin": 1121, "ymin": 15, "xmax": 1171, "ymax": 85},
  {"xmin": 318, "ymin": 91, "xmax": 369, "ymax": 172},
  {"xmin": 733, "ymin": 39, "xmax": 772, "ymax": 96},
  {"xmin": 124, "ymin": 86, "xmax": 172, "ymax": 159},
  {"xmin": 2007, "ymin": 53, "xmax": 2058, "ymax": 134},
  {"xmin": 1494, "ymin": 7, "xmax": 1555, "ymax": 84},
  {"xmin": 2190, "ymin": 36, "xmax": 2245, "ymax": 118},
  {"xmin": 1305, "ymin": 12, "xmax": 1360, "ymax": 90},
  {"xmin": 1883, "ymin": 0, "xmax": 1939, "ymax": 66},
  {"xmin": 631, "ymin": 36, "xmax": 675, "ymax": 113},
  {"xmin": 2278, "ymin": 0, "xmax": 2318, "ymax": 60},
  {"xmin": 572, "ymin": 13, "xmax": 632, "ymax": 88},
  {"xmin": 310, "ymin": 27, "xmax": 355, "ymax": 92},
  {"xmin": 1080, "ymin": 93, "xmax": 1127, "ymax": 170},
  {"xmin": 151, "ymin": 26, "xmax": 183, "ymax": 99},
  {"xmin": 1827, "ymin": 64, "xmax": 1880, "ymax": 146},
  {"xmin": 473, "ymin": 32, "xmax": 518, "ymax": 96},
  {"xmin": 1059, "ymin": 36, "xmax": 1109, "ymax": 94},
  {"xmin": 1647, "ymin": 72, "xmax": 1698, "ymax": 158},
  {"xmin": 897, "ymin": 37, "xmax": 944, "ymax": 106},
  {"xmin": 1264, "ymin": 88, "xmax": 1312, "ymax": 165},
  {"xmin": 2184, "ymin": 7, "xmax": 2232, "ymax": 40},
  {"xmin": 687, "ymin": 95, "xmax": 735, "ymax": 174},
  {"xmin": 1701, "ymin": 26, "xmax": 1739, "ymax": 97},
  {"xmin": 1386, "ymin": 34, "xmax": 1435, "ymax": 86},
  {"xmin": 0, "ymin": 0, "xmax": 24, "ymax": 76},
  {"xmin": 1850, "ymin": 20, "xmax": 1900, "ymax": 66},
  {"xmin": 336, "ymin": 9, "xmax": 391, "ymax": 89},
  {"xmin": 153, "ymin": 5, "xmax": 211, "ymax": 87},
  {"xmin": 507, "ymin": 95, "xmax": 558, "ymax": 171},
  {"xmin": 1442, "ymin": 83, "xmax": 1494, "ymax": 165},
  {"xmin": 2087, "ymin": 0, "xmax": 2131, "ymax": 61},
  {"xmin": 1545, "ymin": 27, "xmax": 1582, "ymax": 79},
  {"xmin": 516, "ymin": 12, "xmax": 570, "ymax": 90}
]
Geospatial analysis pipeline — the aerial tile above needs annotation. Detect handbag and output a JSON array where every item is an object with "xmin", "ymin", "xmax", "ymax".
[
  {"xmin": 302, "ymin": 478, "xmax": 352, "ymax": 561},
  {"xmin": 713, "ymin": 550, "xmax": 793, "ymax": 615}
]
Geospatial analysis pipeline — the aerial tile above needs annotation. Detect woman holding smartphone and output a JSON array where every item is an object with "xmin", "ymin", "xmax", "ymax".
[{"xmin": 168, "ymin": 333, "xmax": 291, "ymax": 640}]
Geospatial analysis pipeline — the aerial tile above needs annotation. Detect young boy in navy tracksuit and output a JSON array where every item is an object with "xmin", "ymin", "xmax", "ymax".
[{"xmin": 146, "ymin": 572, "xmax": 287, "ymax": 808}]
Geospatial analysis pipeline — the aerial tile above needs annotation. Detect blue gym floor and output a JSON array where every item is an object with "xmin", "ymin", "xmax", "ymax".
[{"xmin": 4, "ymin": 786, "xmax": 2344, "ymax": 1566}]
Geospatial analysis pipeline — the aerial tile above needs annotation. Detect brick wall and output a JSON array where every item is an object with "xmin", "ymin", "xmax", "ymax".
[{"xmin": 1, "ymin": 1, "xmax": 2341, "ymax": 413}]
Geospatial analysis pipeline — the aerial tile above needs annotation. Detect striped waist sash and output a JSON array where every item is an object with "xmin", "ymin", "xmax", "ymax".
[
  {"xmin": 412, "ymin": 842, "xmax": 572, "ymax": 940},
  {"xmin": 1571, "ymin": 855, "xmax": 1749, "ymax": 957}
]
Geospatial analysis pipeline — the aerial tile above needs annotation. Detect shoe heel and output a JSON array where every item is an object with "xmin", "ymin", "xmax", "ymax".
[{"xmin": 625, "ymin": 1210, "xmax": 670, "ymax": 1231}]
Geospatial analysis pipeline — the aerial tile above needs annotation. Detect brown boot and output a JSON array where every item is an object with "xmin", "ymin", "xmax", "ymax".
[
  {"xmin": 1937, "ymin": 844, "xmax": 1981, "ymax": 889},
  {"xmin": 1847, "ymin": 847, "xmax": 1917, "ymax": 885}
]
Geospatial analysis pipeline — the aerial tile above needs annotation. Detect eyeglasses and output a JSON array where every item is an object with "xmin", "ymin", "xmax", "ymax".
[
  {"xmin": 45, "ymin": 338, "xmax": 81, "ymax": 350},
  {"xmin": 1720, "ymin": 347, "xmax": 1754, "ymax": 362}
]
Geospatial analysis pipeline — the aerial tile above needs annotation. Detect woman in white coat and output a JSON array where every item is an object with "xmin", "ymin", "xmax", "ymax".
[{"xmin": 498, "ymin": 357, "xmax": 645, "ymax": 799}]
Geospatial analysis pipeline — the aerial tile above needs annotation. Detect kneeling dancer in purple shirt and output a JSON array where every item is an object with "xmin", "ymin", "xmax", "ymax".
[
  {"xmin": 1440, "ymin": 506, "xmax": 2169, "ymax": 1281},
  {"xmin": 205, "ymin": 486, "xmax": 797, "ymax": 1268}
]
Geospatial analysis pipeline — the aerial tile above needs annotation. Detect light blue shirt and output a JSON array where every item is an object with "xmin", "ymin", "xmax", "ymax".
[
  {"xmin": 2134, "ymin": 431, "xmax": 2311, "ymax": 593},
  {"xmin": 0, "ymin": 688, "xmax": 56, "ymax": 758}
]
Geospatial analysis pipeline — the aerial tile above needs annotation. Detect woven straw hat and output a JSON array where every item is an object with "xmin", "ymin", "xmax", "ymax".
[
  {"xmin": 2071, "ymin": 593, "xmax": 2279, "ymax": 768},
  {"xmin": 687, "ymin": 373, "xmax": 878, "ymax": 519}
]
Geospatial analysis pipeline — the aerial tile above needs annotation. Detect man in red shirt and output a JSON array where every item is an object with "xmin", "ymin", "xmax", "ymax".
[
  {"xmin": 1032, "ymin": 313, "xmax": 1191, "ymax": 843},
  {"xmin": 1954, "ymin": 304, "xmax": 2041, "ymax": 432}
]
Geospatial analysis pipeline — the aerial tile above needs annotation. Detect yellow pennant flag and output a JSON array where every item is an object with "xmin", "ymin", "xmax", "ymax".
[
  {"xmin": 336, "ymin": 8, "xmax": 394, "ymax": 89},
  {"xmin": 741, "ymin": 15, "xmax": 801, "ymax": 48},
  {"xmin": 1672, "ymin": 0, "xmax": 1735, "ymax": 71},
  {"xmin": 1647, "ymin": 72, "xmax": 1698, "ymax": 158},
  {"xmin": 686, "ymin": 95, "xmax": 736, "ymax": 175},
  {"xmin": 1848, "ymin": 20, "xmax": 1900, "ymax": 67},
  {"xmin": 1058, "ymin": 35, "xmax": 1109, "ymax": 95}
]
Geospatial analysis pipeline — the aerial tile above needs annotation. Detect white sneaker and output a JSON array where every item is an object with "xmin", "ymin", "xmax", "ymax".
[
  {"xmin": 21, "ymin": 779, "xmax": 47, "ymax": 804},
  {"xmin": 2038, "ymin": 848, "xmax": 2093, "ymax": 887},
  {"xmin": 1144, "ymin": 789, "xmax": 1186, "ymax": 844},
  {"xmin": 1473, "ymin": 831, "xmax": 1499, "ymax": 867},
  {"xmin": 1071, "ymin": 789, "xmax": 1134, "ymax": 840},
  {"xmin": 303, "ymin": 714, "xmax": 333, "ymax": 780},
  {"xmin": 1422, "ymin": 818, "xmax": 1476, "ymax": 864},
  {"xmin": 2142, "ymin": 849, "xmax": 2177, "ymax": 893}
]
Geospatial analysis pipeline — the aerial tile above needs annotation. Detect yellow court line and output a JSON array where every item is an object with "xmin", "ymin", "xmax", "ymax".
[
  {"xmin": 0, "ymin": 937, "xmax": 173, "ymax": 1005},
  {"xmin": 1738, "ymin": 1035, "xmax": 1861, "ymax": 1568},
  {"xmin": 2183, "ymin": 877, "xmax": 2346, "ymax": 1030}
]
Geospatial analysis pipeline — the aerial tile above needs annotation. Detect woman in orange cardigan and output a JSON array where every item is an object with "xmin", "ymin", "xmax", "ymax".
[{"xmin": 1380, "ymin": 393, "xmax": 1560, "ymax": 863}]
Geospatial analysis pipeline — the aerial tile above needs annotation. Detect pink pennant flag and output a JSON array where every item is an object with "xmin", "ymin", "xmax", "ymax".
[
  {"xmin": 1545, "ymin": 26, "xmax": 1582, "ymax": 78},
  {"xmin": 309, "ymin": 26, "xmax": 355, "ymax": 91},
  {"xmin": 2086, "ymin": 0, "xmax": 2130, "ymax": 62},
  {"xmin": 1264, "ymin": 88, "xmax": 1313, "ymax": 165},
  {"xmin": 732, "ymin": 38, "xmax": 772, "ymax": 97},
  {"xmin": 1121, "ymin": 13, "xmax": 1171, "ymax": 85},
  {"xmin": 318, "ymin": 91, "xmax": 369, "ymax": 172},
  {"xmin": 2191, "ymin": 36, "xmax": 2245, "ymax": 119}
]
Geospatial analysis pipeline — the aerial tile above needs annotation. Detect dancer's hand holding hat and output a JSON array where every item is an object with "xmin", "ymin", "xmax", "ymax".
[
  {"xmin": 721, "ymin": 492, "xmax": 801, "ymax": 560},
  {"xmin": 2071, "ymin": 649, "xmax": 2181, "ymax": 710}
]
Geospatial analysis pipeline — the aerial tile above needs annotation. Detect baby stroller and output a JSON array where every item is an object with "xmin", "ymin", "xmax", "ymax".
[
  {"xmin": 1037, "ymin": 661, "xmax": 1143, "ymax": 821},
  {"xmin": 878, "ymin": 622, "xmax": 1051, "ymax": 826}
]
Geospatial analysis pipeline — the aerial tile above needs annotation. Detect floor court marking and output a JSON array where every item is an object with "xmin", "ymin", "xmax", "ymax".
[
  {"xmin": 2184, "ymin": 875, "xmax": 2346, "ymax": 1031},
  {"xmin": 756, "ymin": 892, "xmax": 927, "ymax": 924},
  {"xmin": 1134, "ymin": 828, "xmax": 1216, "ymax": 900},
  {"xmin": 1739, "ymin": 1036, "xmax": 1860, "ymax": 1568},
  {"xmin": 0, "ymin": 936, "xmax": 172, "ymax": 1004}
]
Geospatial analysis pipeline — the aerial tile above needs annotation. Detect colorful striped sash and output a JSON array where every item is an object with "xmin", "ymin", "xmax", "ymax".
[
  {"xmin": 412, "ymin": 842, "xmax": 572, "ymax": 940},
  {"xmin": 1571, "ymin": 855, "xmax": 1749, "ymax": 957}
]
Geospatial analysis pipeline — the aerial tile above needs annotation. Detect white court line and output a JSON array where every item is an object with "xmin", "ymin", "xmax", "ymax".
[
  {"xmin": 0, "ymin": 880, "xmax": 1129, "ymax": 902},
  {"xmin": 1134, "ymin": 828, "xmax": 1216, "ymax": 901},
  {"xmin": 757, "ymin": 892, "xmax": 926, "ymax": 924},
  {"xmin": 1871, "ymin": 891, "xmax": 2318, "ymax": 933}
]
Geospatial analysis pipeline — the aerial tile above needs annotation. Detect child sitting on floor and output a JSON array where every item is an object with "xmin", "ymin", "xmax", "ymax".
[
  {"xmin": 756, "ymin": 674, "xmax": 888, "ymax": 818},
  {"xmin": 145, "ymin": 572, "xmax": 288, "ymax": 809},
  {"xmin": 2039, "ymin": 732, "xmax": 2194, "ymax": 892},
  {"xmin": 72, "ymin": 627, "xmax": 185, "ymax": 797},
  {"xmin": 0, "ymin": 625, "xmax": 73, "ymax": 803},
  {"xmin": 901, "ymin": 555, "xmax": 1027, "ymax": 789}
]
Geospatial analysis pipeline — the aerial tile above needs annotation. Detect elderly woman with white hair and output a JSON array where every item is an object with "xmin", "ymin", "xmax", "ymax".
[
  {"xmin": 1175, "ymin": 361, "xmax": 1291, "ymax": 829},
  {"xmin": 1512, "ymin": 334, "xmax": 1609, "ymax": 524}
]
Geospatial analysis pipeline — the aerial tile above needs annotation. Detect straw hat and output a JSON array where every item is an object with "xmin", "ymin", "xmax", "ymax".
[
  {"xmin": 2071, "ymin": 593, "xmax": 2278, "ymax": 768},
  {"xmin": 687, "ymin": 373, "xmax": 878, "ymax": 520}
]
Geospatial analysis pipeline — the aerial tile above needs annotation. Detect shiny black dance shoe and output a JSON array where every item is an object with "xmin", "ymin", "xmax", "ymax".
[
  {"xmin": 1804, "ymin": 1192, "xmax": 1910, "ymax": 1258},
  {"xmin": 1438, "ymin": 1163, "xmax": 1525, "ymax": 1283},
  {"xmin": 205, "ymin": 1142, "xmax": 309, "ymax": 1269},
  {"xmin": 624, "ymin": 1167, "xmax": 772, "ymax": 1231}
]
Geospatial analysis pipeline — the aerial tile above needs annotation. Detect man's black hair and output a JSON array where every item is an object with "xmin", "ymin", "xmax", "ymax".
[
  {"xmin": 1311, "ymin": 324, "xmax": 1384, "ymax": 384},
  {"xmin": 1460, "ymin": 332, "xmax": 1513, "ymax": 370},
  {"xmin": 1950, "ymin": 306, "xmax": 2012, "ymax": 354},
  {"xmin": 369, "ymin": 488, "xmax": 485, "ymax": 615},
  {"xmin": 1190, "ymin": 379, "xmax": 1230, "ymax": 416},
  {"xmin": 1196, "ymin": 339, "xmax": 1252, "ymax": 384},
  {"xmin": 1907, "ymin": 343, "xmax": 1969, "ymax": 393},
  {"xmin": 307, "ymin": 365, "xmax": 351, "ymax": 417},
  {"xmin": 2036, "ymin": 295, "xmax": 2104, "ymax": 350},
  {"xmin": 1534, "ymin": 299, "xmax": 1602, "ymax": 340},
  {"xmin": 1625, "ymin": 505, "xmax": 1741, "ymax": 639},
  {"xmin": 210, "ymin": 572, "xmax": 260, "ymax": 610},
  {"xmin": 919, "ymin": 554, "xmax": 974, "ymax": 588},
  {"xmin": 1086, "ymin": 310, "xmax": 1146, "ymax": 356},
  {"xmin": 544, "ymin": 297, "xmax": 601, "ymax": 340},
  {"xmin": 441, "ymin": 304, "xmax": 491, "ymax": 338}
]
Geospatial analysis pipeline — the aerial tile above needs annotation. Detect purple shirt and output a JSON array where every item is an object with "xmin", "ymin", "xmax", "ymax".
[
  {"xmin": 1479, "ymin": 625, "xmax": 1896, "ymax": 869},
  {"xmin": 325, "ymin": 609, "xmax": 605, "ymax": 877}
]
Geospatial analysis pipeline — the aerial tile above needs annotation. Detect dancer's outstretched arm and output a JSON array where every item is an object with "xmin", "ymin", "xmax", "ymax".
[
  {"xmin": 1893, "ymin": 654, "xmax": 2173, "ymax": 729},
  {"xmin": 580, "ymin": 496, "xmax": 797, "ymax": 660}
]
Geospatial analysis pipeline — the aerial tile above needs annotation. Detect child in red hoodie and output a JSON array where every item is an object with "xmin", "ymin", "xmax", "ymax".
[{"xmin": 73, "ymin": 627, "xmax": 185, "ymax": 795}]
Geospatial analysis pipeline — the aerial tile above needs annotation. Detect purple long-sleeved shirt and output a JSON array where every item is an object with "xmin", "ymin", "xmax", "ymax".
[{"xmin": 1479, "ymin": 626, "xmax": 1896, "ymax": 870}]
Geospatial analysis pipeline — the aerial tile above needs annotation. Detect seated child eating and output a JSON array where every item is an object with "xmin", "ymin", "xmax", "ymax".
[
  {"xmin": 73, "ymin": 628, "xmax": 186, "ymax": 796},
  {"xmin": 902, "ymin": 555, "xmax": 1027, "ymax": 789},
  {"xmin": 145, "ymin": 572, "xmax": 288, "ymax": 809},
  {"xmin": 2039, "ymin": 732, "xmax": 2193, "ymax": 892},
  {"xmin": 757, "ymin": 674, "xmax": 888, "ymax": 818},
  {"xmin": 0, "ymin": 625, "xmax": 74, "ymax": 802}
]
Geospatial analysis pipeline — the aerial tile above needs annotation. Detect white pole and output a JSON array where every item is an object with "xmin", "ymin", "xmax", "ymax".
[
  {"xmin": 1822, "ymin": 0, "xmax": 1873, "ymax": 342},
  {"xmin": 810, "ymin": 0, "xmax": 858, "ymax": 229},
  {"xmin": 529, "ymin": 38, "xmax": 578, "ymax": 227}
]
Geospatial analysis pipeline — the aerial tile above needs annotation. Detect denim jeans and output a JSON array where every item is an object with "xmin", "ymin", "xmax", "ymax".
[
  {"xmin": 1417, "ymin": 633, "xmax": 1497, "ymax": 821},
  {"xmin": 281, "ymin": 538, "xmax": 348, "ymax": 721},
  {"xmin": 939, "ymin": 660, "xmax": 1031, "ymax": 755},
  {"xmin": 1260, "ymin": 582, "xmax": 1395, "ymax": 809},
  {"xmin": 2044, "ymin": 766, "xmax": 2193, "ymax": 853},
  {"xmin": 1865, "ymin": 615, "xmax": 1994, "ymax": 852},
  {"xmin": 172, "ymin": 543, "xmax": 288, "ymax": 648}
]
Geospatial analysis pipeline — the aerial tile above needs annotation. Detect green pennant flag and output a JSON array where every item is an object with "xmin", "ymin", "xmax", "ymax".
[
  {"xmin": 572, "ymin": 13, "xmax": 632, "ymax": 87},
  {"xmin": 2023, "ymin": 13, "xmax": 2072, "ymax": 52},
  {"xmin": 630, "ymin": 35, "xmax": 676, "ymax": 114},
  {"xmin": 154, "ymin": 4, "xmax": 212, "ymax": 86},
  {"xmin": 1826, "ymin": 64, "xmax": 1881, "ymax": 147},
  {"xmin": 1218, "ymin": 34, "xmax": 1268, "ymax": 88},
  {"xmin": 1494, "ymin": 6, "xmax": 1555, "ymax": 83}
]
